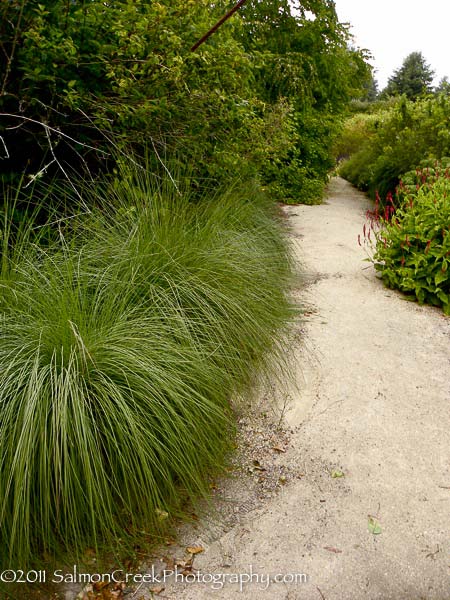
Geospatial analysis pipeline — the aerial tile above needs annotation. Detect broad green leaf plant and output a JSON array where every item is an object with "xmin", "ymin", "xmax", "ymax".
[{"xmin": 368, "ymin": 173, "xmax": 450, "ymax": 314}]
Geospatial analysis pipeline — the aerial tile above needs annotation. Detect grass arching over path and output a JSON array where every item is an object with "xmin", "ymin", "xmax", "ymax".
[{"xmin": 0, "ymin": 167, "xmax": 295, "ymax": 569}]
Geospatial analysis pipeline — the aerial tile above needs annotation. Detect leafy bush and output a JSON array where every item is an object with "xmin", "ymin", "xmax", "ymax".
[
  {"xmin": 1, "ymin": 0, "xmax": 369, "ymax": 204},
  {"xmin": 333, "ymin": 111, "xmax": 380, "ymax": 161},
  {"xmin": 368, "ymin": 175, "xmax": 450, "ymax": 313},
  {"xmin": 0, "ymin": 165, "xmax": 294, "ymax": 567},
  {"xmin": 338, "ymin": 94, "xmax": 450, "ymax": 201},
  {"xmin": 397, "ymin": 159, "xmax": 450, "ymax": 198}
]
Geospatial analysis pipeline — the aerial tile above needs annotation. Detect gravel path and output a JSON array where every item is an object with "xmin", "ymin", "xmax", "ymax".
[{"xmin": 160, "ymin": 177, "xmax": 450, "ymax": 600}]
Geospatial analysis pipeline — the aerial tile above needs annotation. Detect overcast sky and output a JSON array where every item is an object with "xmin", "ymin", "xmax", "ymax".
[{"xmin": 332, "ymin": 0, "xmax": 450, "ymax": 90}]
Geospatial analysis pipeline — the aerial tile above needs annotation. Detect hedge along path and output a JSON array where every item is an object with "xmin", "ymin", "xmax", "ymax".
[{"xmin": 163, "ymin": 177, "xmax": 450, "ymax": 600}]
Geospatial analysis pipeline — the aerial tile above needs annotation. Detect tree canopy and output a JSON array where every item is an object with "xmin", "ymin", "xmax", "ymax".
[
  {"xmin": 0, "ymin": 0, "xmax": 370, "ymax": 202},
  {"xmin": 381, "ymin": 51, "xmax": 434, "ymax": 101}
]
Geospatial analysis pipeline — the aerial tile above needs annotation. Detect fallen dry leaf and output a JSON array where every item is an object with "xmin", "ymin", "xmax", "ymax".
[
  {"xmin": 93, "ymin": 581, "xmax": 110, "ymax": 592},
  {"xmin": 175, "ymin": 559, "xmax": 188, "ymax": 568},
  {"xmin": 149, "ymin": 585, "xmax": 165, "ymax": 595},
  {"xmin": 250, "ymin": 459, "xmax": 266, "ymax": 472},
  {"xmin": 102, "ymin": 591, "xmax": 122, "ymax": 600},
  {"xmin": 175, "ymin": 557, "xmax": 193, "ymax": 570},
  {"xmin": 112, "ymin": 582, "xmax": 125, "ymax": 592},
  {"xmin": 163, "ymin": 555, "xmax": 175, "ymax": 570},
  {"xmin": 272, "ymin": 446, "xmax": 286, "ymax": 453},
  {"xmin": 186, "ymin": 545, "xmax": 204, "ymax": 555}
]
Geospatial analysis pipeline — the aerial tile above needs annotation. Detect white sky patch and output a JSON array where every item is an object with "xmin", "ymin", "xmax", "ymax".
[
  {"xmin": 303, "ymin": 10, "xmax": 316, "ymax": 21},
  {"xmin": 332, "ymin": 0, "xmax": 450, "ymax": 89}
]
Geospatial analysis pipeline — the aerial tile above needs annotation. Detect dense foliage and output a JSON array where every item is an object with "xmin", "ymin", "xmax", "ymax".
[
  {"xmin": 1, "ymin": 0, "xmax": 369, "ymax": 203},
  {"xmin": 364, "ymin": 169, "xmax": 450, "ymax": 314},
  {"xmin": 339, "ymin": 94, "xmax": 450, "ymax": 201},
  {"xmin": 340, "ymin": 88, "xmax": 450, "ymax": 314}
]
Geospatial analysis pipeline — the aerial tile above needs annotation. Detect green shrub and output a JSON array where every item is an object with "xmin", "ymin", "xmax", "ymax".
[
  {"xmin": 0, "ymin": 166, "xmax": 295, "ymax": 567},
  {"xmin": 333, "ymin": 111, "xmax": 380, "ymax": 161},
  {"xmin": 371, "ymin": 176, "xmax": 450, "ymax": 313},
  {"xmin": 265, "ymin": 162, "xmax": 325, "ymax": 205},
  {"xmin": 338, "ymin": 95, "xmax": 450, "ymax": 201},
  {"xmin": 1, "ymin": 0, "xmax": 369, "ymax": 206},
  {"xmin": 397, "ymin": 158, "xmax": 450, "ymax": 198}
]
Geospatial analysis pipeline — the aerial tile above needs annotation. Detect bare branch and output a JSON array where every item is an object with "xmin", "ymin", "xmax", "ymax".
[
  {"xmin": 1, "ymin": 0, "xmax": 25, "ymax": 97},
  {"xmin": 191, "ymin": 0, "xmax": 249, "ymax": 52},
  {"xmin": 0, "ymin": 136, "xmax": 9, "ymax": 159},
  {"xmin": 76, "ymin": 107, "xmax": 181, "ymax": 193},
  {"xmin": 0, "ymin": 113, "xmax": 109, "ymax": 154},
  {"xmin": 43, "ymin": 125, "xmax": 90, "ymax": 212}
]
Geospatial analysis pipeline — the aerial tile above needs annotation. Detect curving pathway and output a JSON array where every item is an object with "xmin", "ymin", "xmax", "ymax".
[{"xmin": 157, "ymin": 178, "xmax": 450, "ymax": 600}]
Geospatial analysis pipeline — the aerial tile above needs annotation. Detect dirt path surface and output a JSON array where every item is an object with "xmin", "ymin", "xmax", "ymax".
[{"xmin": 158, "ymin": 177, "xmax": 450, "ymax": 600}]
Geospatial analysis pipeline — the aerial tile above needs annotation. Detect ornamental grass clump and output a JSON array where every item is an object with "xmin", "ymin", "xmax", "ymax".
[{"xmin": 0, "ymin": 166, "xmax": 294, "ymax": 568}]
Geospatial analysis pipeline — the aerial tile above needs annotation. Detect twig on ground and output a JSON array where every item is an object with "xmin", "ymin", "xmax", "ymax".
[{"xmin": 316, "ymin": 398, "xmax": 344, "ymax": 418}]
